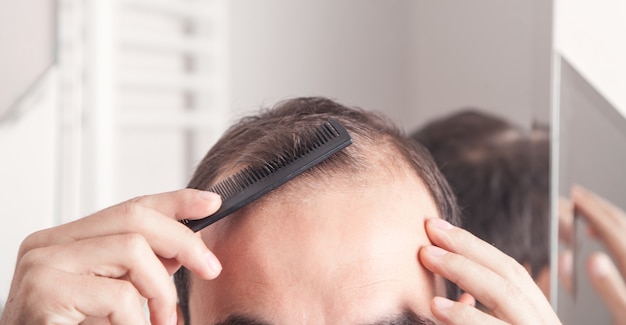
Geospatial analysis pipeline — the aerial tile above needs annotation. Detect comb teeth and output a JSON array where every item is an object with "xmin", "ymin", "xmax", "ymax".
[
  {"xmin": 207, "ymin": 120, "xmax": 343, "ymax": 201},
  {"xmin": 183, "ymin": 118, "xmax": 352, "ymax": 232}
]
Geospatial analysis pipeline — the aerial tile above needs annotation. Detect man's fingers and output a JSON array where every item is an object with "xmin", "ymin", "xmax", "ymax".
[
  {"xmin": 16, "ymin": 268, "xmax": 149, "ymax": 325},
  {"xmin": 558, "ymin": 250, "xmax": 574, "ymax": 295},
  {"xmin": 425, "ymin": 218, "xmax": 538, "ymax": 292},
  {"xmin": 19, "ymin": 235, "xmax": 177, "ymax": 325},
  {"xmin": 424, "ymin": 218, "xmax": 560, "ymax": 324},
  {"xmin": 457, "ymin": 292, "xmax": 476, "ymax": 306},
  {"xmin": 558, "ymin": 196, "xmax": 574, "ymax": 245},
  {"xmin": 587, "ymin": 253, "xmax": 626, "ymax": 324},
  {"xmin": 20, "ymin": 189, "xmax": 222, "ymax": 279},
  {"xmin": 430, "ymin": 297, "xmax": 508, "ymax": 325},
  {"xmin": 8, "ymin": 189, "xmax": 222, "ymax": 325},
  {"xmin": 572, "ymin": 185, "xmax": 626, "ymax": 276},
  {"xmin": 420, "ymin": 245, "xmax": 537, "ymax": 323},
  {"xmin": 129, "ymin": 188, "xmax": 222, "ymax": 220}
]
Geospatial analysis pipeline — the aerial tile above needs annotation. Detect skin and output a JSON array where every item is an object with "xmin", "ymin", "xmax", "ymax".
[
  {"xmin": 559, "ymin": 185, "xmax": 626, "ymax": 325},
  {"xmin": 189, "ymin": 170, "xmax": 444, "ymax": 324},
  {"xmin": 420, "ymin": 219, "xmax": 560, "ymax": 324},
  {"xmin": 0, "ymin": 189, "xmax": 224, "ymax": 325},
  {"xmin": 0, "ymin": 172, "xmax": 562, "ymax": 325},
  {"xmin": 188, "ymin": 166, "xmax": 561, "ymax": 325}
]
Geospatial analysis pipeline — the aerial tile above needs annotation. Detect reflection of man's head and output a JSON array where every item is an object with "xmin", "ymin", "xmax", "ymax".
[
  {"xmin": 175, "ymin": 97, "xmax": 460, "ymax": 324},
  {"xmin": 412, "ymin": 110, "xmax": 551, "ymax": 290}
]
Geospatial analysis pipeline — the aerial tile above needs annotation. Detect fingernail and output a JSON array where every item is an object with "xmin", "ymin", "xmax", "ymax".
[
  {"xmin": 430, "ymin": 218, "xmax": 453, "ymax": 230},
  {"xmin": 198, "ymin": 191, "xmax": 221, "ymax": 202},
  {"xmin": 560, "ymin": 250, "xmax": 573, "ymax": 277},
  {"xmin": 433, "ymin": 296, "xmax": 454, "ymax": 309},
  {"xmin": 205, "ymin": 251, "xmax": 222, "ymax": 277},
  {"xmin": 426, "ymin": 246, "xmax": 448, "ymax": 256},
  {"xmin": 591, "ymin": 254, "xmax": 611, "ymax": 278},
  {"xmin": 571, "ymin": 185, "xmax": 587, "ymax": 199},
  {"xmin": 170, "ymin": 312, "xmax": 178, "ymax": 325}
]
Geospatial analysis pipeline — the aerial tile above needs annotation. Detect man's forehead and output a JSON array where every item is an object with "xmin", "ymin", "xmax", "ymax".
[
  {"xmin": 191, "ymin": 173, "xmax": 441, "ymax": 324},
  {"xmin": 201, "ymin": 170, "xmax": 437, "ymax": 249}
]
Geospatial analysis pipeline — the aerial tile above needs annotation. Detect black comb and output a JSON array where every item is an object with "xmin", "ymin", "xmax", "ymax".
[{"xmin": 181, "ymin": 118, "xmax": 352, "ymax": 232}]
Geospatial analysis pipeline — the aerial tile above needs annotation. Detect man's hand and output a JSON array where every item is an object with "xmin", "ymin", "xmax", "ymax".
[
  {"xmin": 570, "ymin": 186, "xmax": 626, "ymax": 324},
  {"xmin": 0, "ymin": 189, "xmax": 222, "ymax": 325},
  {"xmin": 419, "ymin": 218, "xmax": 561, "ymax": 324}
]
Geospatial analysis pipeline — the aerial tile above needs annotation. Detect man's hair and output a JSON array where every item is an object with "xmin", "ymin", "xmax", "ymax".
[
  {"xmin": 411, "ymin": 110, "xmax": 550, "ymax": 278},
  {"xmin": 174, "ymin": 97, "xmax": 461, "ymax": 324}
]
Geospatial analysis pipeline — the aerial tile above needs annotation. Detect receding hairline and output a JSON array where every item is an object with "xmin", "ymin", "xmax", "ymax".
[{"xmin": 203, "ymin": 139, "xmax": 438, "ymax": 235}]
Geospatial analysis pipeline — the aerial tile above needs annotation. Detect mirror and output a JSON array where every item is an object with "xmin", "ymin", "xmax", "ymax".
[{"xmin": 555, "ymin": 56, "xmax": 626, "ymax": 324}]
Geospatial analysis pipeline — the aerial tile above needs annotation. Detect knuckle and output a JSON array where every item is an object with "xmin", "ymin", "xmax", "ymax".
[
  {"xmin": 450, "ymin": 256, "xmax": 475, "ymax": 285},
  {"xmin": 180, "ymin": 231, "xmax": 210, "ymax": 267},
  {"xmin": 19, "ymin": 266, "xmax": 48, "ymax": 294},
  {"xmin": 501, "ymin": 279, "xmax": 524, "ymax": 301},
  {"xmin": 119, "ymin": 198, "xmax": 151, "ymax": 228},
  {"xmin": 114, "ymin": 281, "xmax": 141, "ymax": 307},
  {"xmin": 508, "ymin": 257, "xmax": 532, "ymax": 280},
  {"xmin": 120, "ymin": 197, "xmax": 142, "ymax": 216},
  {"xmin": 18, "ymin": 267, "xmax": 65, "ymax": 312},
  {"xmin": 118, "ymin": 233, "xmax": 150, "ymax": 257},
  {"xmin": 162, "ymin": 282, "xmax": 178, "ymax": 307},
  {"xmin": 457, "ymin": 304, "xmax": 481, "ymax": 323},
  {"xmin": 18, "ymin": 230, "xmax": 47, "ymax": 260},
  {"xmin": 181, "ymin": 226, "xmax": 201, "ymax": 247},
  {"xmin": 17, "ymin": 247, "xmax": 47, "ymax": 270}
]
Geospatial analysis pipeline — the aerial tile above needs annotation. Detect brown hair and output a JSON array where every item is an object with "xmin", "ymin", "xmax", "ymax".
[
  {"xmin": 411, "ymin": 109, "xmax": 550, "ymax": 278},
  {"xmin": 175, "ymin": 97, "xmax": 460, "ymax": 323}
]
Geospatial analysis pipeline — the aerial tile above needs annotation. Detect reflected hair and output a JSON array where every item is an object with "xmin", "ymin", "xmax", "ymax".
[{"xmin": 412, "ymin": 110, "xmax": 550, "ymax": 278}]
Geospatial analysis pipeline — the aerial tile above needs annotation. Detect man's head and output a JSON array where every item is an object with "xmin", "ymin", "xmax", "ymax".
[
  {"xmin": 411, "ymin": 110, "xmax": 550, "ymax": 280},
  {"xmin": 175, "ymin": 97, "xmax": 460, "ymax": 324}
]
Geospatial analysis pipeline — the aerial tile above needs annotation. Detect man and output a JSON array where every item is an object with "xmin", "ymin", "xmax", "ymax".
[
  {"xmin": 411, "ymin": 110, "xmax": 551, "ymax": 294},
  {"xmin": 1, "ymin": 97, "xmax": 559, "ymax": 324}
]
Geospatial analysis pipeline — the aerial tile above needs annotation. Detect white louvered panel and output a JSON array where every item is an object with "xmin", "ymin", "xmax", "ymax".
[
  {"xmin": 117, "ymin": 72, "xmax": 217, "ymax": 93},
  {"xmin": 118, "ymin": 29, "xmax": 218, "ymax": 56},
  {"xmin": 118, "ymin": 49, "xmax": 185, "ymax": 73},
  {"xmin": 117, "ymin": 111, "xmax": 224, "ymax": 129},
  {"xmin": 122, "ymin": 0, "xmax": 218, "ymax": 21},
  {"xmin": 114, "ymin": 0, "xmax": 227, "ymax": 118},
  {"xmin": 117, "ymin": 90, "xmax": 185, "ymax": 112},
  {"xmin": 53, "ymin": 0, "xmax": 230, "ymax": 226},
  {"xmin": 117, "ymin": 90, "xmax": 218, "ymax": 115},
  {"xmin": 117, "ymin": 6, "xmax": 184, "ymax": 36},
  {"xmin": 110, "ymin": 0, "xmax": 229, "ymax": 204},
  {"xmin": 118, "ymin": 48, "xmax": 220, "ymax": 76}
]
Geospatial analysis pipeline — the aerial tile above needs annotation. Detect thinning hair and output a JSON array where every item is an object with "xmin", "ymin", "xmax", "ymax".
[
  {"xmin": 175, "ymin": 97, "xmax": 461, "ymax": 324},
  {"xmin": 411, "ymin": 110, "xmax": 550, "ymax": 278}
]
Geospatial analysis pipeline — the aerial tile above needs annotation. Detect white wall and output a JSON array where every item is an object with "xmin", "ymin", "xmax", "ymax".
[
  {"xmin": 228, "ymin": 0, "xmax": 552, "ymax": 132},
  {"xmin": 555, "ymin": 0, "xmax": 626, "ymax": 117},
  {"xmin": 0, "ymin": 72, "xmax": 57, "ymax": 303},
  {"xmin": 407, "ymin": 1, "xmax": 553, "ymax": 130},
  {"xmin": 228, "ymin": 0, "xmax": 413, "ymax": 124}
]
